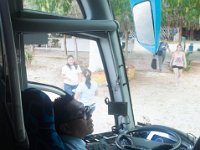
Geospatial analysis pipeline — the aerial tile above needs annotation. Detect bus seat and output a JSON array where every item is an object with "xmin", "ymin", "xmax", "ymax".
[
  {"xmin": 22, "ymin": 88, "xmax": 65, "ymax": 150},
  {"xmin": 0, "ymin": 65, "xmax": 16, "ymax": 149},
  {"xmin": 0, "ymin": 65, "xmax": 5, "ymax": 98}
]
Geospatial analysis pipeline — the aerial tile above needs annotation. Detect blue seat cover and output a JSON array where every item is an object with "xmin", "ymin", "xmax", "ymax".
[{"xmin": 22, "ymin": 88, "xmax": 65, "ymax": 150}]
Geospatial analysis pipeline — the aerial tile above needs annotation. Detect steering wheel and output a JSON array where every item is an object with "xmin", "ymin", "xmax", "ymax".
[{"xmin": 115, "ymin": 125, "xmax": 182, "ymax": 150}]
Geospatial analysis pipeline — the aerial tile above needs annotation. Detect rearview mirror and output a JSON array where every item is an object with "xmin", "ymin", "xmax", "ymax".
[
  {"xmin": 130, "ymin": 0, "xmax": 161, "ymax": 54},
  {"xmin": 133, "ymin": 1, "xmax": 154, "ymax": 45}
]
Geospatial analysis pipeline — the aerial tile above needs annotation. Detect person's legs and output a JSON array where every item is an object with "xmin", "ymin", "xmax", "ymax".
[
  {"xmin": 64, "ymin": 83, "xmax": 73, "ymax": 96},
  {"xmin": 71, "ymin": 84, "xmax": 78, "ymax": 96},
  {"xmin": 162, "ymin": 50, "xmax": 166, "ymax": 63},
  {"xmin": 178, "ymin": 69, "xmax": 183, "ymax": 81},
  {"xmin": 158, "ymin": 55, "xmax": 163, "ymax": 72},
  {"xmin": 173, "ymin": 67, "xmax": 179, "ymax": 85},
  {"xmin": 159, "ymin": 51, "xmax": 166, "ymax": 72}
]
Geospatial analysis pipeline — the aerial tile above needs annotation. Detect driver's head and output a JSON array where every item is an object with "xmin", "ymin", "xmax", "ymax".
[{"xmin": 53, "ymin": 95, "xmax": 94, "ymax": 138}]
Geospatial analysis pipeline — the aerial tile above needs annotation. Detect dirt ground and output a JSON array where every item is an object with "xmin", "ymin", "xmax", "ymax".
[
  {"xmin": 128, "ymin": 50, "xmax": 200, "ymax": 137},
  {"xmin": 27, "ymin": 48, "xmax": 200, "ymax": 137}
]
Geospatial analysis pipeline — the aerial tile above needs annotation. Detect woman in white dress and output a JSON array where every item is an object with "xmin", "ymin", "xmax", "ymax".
[{"xmin": 62, "ymin": 55, "xmax": 82, "ymax": 96}]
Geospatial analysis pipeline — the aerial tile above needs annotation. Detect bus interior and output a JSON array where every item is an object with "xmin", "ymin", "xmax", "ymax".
[{"xmin": 0, "ymin": 0, "xmax": 199, "ymax": 149}]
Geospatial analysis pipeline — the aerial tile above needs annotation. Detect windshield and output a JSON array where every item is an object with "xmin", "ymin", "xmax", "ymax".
[
  {"xmin": 111, "ymin": 0, "xmax": 200, "ymax": 137},
  {"xmin": 3, "ymin": 0, "xmax": 200, "ymax": 149},
  {"xmin": 23, "ymin": 0, "xmax": 200, "ymax": 137},
  {"xmin": 23, "ymin": 0, "xmax": 83, "ymax": 18},
  {"xmin": 10, "ymin": 0, "xmax": 200, "ymax": 137},
  {"xmin": 24, "ymin": 34, "xmax": 115, "ymax": 134},
  {"xmin": 126, "ymin": 40, "xmax": 200, "ymax": 137}
]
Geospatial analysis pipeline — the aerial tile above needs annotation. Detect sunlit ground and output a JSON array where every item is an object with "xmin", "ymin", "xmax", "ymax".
[{"xmin": 27, "ymin": 41, "xmax": 200, "ymax": 137}]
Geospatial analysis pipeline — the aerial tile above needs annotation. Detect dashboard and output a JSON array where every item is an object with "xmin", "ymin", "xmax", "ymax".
[
  {"xmin": 84, "ymin": 125, "xmax": 196, "ymax": 150},
  {"xmin": 84, "ymin": 132, "xmax": 118, "ymax": 150},
  {"xmin": 131, "ymin": 130, "xmax": 194, "ymax": 150}
]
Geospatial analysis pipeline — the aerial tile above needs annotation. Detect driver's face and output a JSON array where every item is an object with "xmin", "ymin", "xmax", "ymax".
[
  {"xmin": 67, "ymin": 100, "xmax": 94, "ymax": 137},
  {"xmin": 72, "ymin": 112, "xmax": 94, "ymax": 137}
]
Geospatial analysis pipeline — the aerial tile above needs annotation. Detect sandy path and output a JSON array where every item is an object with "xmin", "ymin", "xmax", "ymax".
[
  {"xmin": 129, "ymin": 51, "xmax": 200, "ymax": 137},
  {"xmin": 27, "ymin": 49, "xmax": 200, "ymax": 137}
]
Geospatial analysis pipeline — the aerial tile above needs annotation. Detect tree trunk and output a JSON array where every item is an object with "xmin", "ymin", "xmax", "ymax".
[
  {"xmin": 64, "ymin": 34, "xmax": 67, "ymax": 55},
  {"xmin": 190, "ymin": 29, "xmax": 194, "ymax": 40},
  {"xmin": 167, "ymin": 26, "xmax": 170, "ymax": 40},
  {"xmin": 73, "ymin": 36, "xmax": 78, "ymax": 60},
  {"xmin": 178, "ymin": 27, "xmax": 182, "ymax": 44},
  {"xmin": 124, "ymin": 30, "xmax": 129, "ymax": 59}
]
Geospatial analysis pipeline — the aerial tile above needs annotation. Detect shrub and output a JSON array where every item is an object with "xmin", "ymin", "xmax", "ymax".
[
  {"xmin": 185, "ymin": 52, "xmax": 192, "ymax": 71},
  {"xmin": 25, "ymin": 48, "xmax": 34, "ymax": 65}
]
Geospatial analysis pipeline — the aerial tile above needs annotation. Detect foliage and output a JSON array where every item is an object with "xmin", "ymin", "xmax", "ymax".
[
  {"xmin": 48, "ymin": 38, "xmax": 59, "ymax": 47},
  {"xmin": 185, "ymin": 52, "xmax": 192, "ymax": 71},
  {"xmin": 110, "ymin": 0, "xmax": 133, "ymax": 32},
  {"xmin": 110, "ymin": 0, "xmax": 134, "ymax": 58},
  {"xmin": 25, "ymin": 48, "xmax": 34, "ymax": 65},
  {"xmin": 24, "ymin": 0, "xmax": 73, "ymax": 15},
  {"xmin": 23, "ymin": 0, "xmax": 77, "ymax": 55},
  {"xmin": 162, "ymin": 0, "xmax": 200, "ymax": 30}
]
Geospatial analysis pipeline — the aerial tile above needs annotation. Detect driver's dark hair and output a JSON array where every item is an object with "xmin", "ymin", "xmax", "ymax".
[{"xmin": 53, "ymin": 94, "xmax": 73, "ymax": 134}]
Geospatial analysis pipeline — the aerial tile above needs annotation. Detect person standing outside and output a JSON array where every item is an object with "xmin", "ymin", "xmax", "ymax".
[
  {"xmin": 74, "ymin": 69, "xmax": 98, "ymax": 109},
  {"xmin": 170, "ymin": 44, "xmax": 187, "ymax": 85},
  {"xmin": 157, "ymin": 41, "xmax": 171, "ymax": 72},
  {"xmin": 62, "ymin": 55, "xmax": 82, "ymax": 96}
]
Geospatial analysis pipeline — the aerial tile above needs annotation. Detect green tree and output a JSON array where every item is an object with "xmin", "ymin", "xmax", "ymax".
[
  {"xmin": 24, "ymin": 0, "xmax": 72, "ymax": 15},
  {"xmin": 111, "ymin": 0, "xmax": 134, "ymax": 58},
  {"xmin": 162, "ymin": 0, "xmax": 200, "ymax": 42},
  {"xmin": 24, "ymin": 0, "xmax": 74, "ymax": 55}
]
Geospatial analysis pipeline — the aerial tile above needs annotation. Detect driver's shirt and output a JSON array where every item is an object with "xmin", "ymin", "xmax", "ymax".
[{"xmin": 61, "ymin": 135, "xmax": 87, "ymax": 150}]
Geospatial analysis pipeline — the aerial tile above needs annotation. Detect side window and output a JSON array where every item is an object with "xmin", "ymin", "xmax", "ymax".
[
  {"xmin": 23, "ymin": 0, "xmax": 83, "ymax": 18},
  {"xmin": 24, "ymin": 33, "xmax": 115, "ymax": 134}
]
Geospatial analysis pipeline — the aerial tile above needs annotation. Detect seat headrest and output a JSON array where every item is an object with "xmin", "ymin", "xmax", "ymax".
[{"xmin": 22, "ymin": 88, "xmax": 65, "ymax": 150}]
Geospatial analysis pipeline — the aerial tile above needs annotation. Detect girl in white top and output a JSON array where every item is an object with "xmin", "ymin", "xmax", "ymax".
[
  {"xmin": 75, "ymin": 69, "xmax": 98, "ymax": 107},
  {"xmin": 62, "ymin": 55, "xmax": 82, "ymax": 96},
  {"xmin": 170, "ymin": 44, "xmax": 187, "ymax": 85}
]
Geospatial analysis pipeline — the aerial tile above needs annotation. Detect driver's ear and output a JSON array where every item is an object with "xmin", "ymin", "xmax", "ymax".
[{"xmin": 60, "ymin": 123, "xmax": 72, "ymax": 134}]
